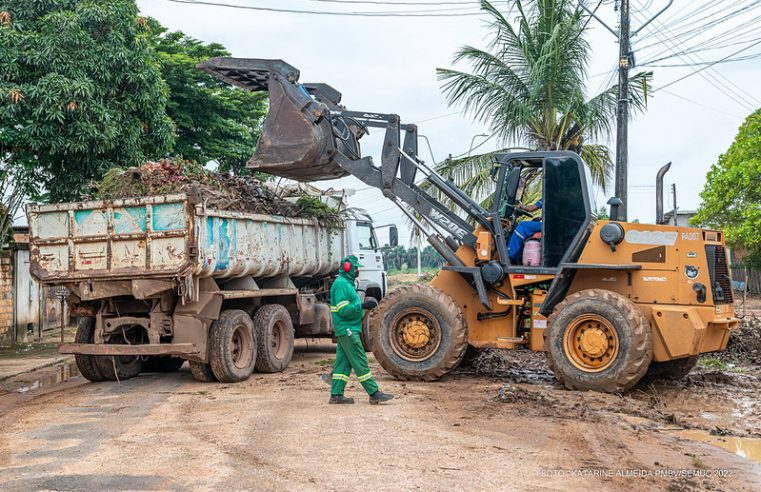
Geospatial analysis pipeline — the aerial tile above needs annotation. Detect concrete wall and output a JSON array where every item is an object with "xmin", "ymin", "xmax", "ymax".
[
  {"xmin": 0, "ymin": 248, "xmax": 68, "ymax": 346},
  {"xmin": 0, "ymin": 252, "xmax": 13, "ymax": 345}
]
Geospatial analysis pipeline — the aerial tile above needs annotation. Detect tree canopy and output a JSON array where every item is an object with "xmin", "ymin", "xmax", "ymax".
[
  {"xmin": 694, "ymin": 109, "xmax": 761, "ymax": 262},
  {"xmin": 434, "ymin": 0, "xmax": 651, "ymax": 202},
  {"xmin": 147, "ymin": 20, "xmax": 267, "ymax": 176},
  {"xmin": 0, "ymin": 0, "xmax": 174, "ymax": 202}
]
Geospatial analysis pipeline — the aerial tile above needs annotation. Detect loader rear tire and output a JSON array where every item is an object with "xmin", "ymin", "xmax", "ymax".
[
  {"xmin": 74, "ymin": 317, "xmax": 106, "ymax": 382},
  {"xmin": 370, "ymin": 284, "xmax": 467, "ymax": 381},
  {"xmin": 545, "ymin": 289, "xmax": 652, "ymax": 393},
  {"xmin": 253, "ymin": 304, "xmax": 294, "ymax": 373},
  {"xmin": 209, "ymin": 309, "xmax": 256, "ymax": 382},
  {"xmin": 189, "ymin": 361, "xmax": 217, "ymax": 382},
  {"xmin": 645, "ymin": 356, "xmax": 698, "ymax": 380}
]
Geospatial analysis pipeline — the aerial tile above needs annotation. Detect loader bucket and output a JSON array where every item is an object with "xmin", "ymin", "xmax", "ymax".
[{"xmin": 197, "ymin": 57, "xmax": 363, "ymax": 181}]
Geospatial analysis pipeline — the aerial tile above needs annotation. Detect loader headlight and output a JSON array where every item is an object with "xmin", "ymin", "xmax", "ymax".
[{"xmin": 600, "ymin": 223, "xmax": 625, "ymax": 252}]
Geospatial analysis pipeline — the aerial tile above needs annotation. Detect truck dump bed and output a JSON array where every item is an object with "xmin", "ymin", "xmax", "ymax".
[{"xmin": 27, "ymin": 193, "xmax": 345, "ymax": 283}]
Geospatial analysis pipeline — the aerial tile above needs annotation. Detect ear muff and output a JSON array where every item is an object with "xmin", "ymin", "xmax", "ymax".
[{"xmin": 342, "ymin": 261, "xmax": 352, "ymax": 272}]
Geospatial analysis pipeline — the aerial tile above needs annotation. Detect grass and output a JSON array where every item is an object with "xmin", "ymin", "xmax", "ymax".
[
  {"xmin": 698, "ymin": 356, "xmax": 748, "ymax": 374},
  {"xmin": 699, "ymin": 357, "xmax": 728, "ymax": 371},
  {"xmin": 686, "ymin": 453, "xmax": 705, "ymax": 469},
  {"xmin": 317, "ymin": 358, "xmax": 335, "ymax": 367}
]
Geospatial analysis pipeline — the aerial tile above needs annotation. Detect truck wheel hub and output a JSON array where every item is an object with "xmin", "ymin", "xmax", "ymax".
[{"xmin": 564, "ymin": 314, "xmax": 619, "ymax": 372}]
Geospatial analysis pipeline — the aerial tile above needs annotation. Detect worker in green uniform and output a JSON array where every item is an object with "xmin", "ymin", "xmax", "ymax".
[{"xmin": 329, "ymin": 255, "xmax": 394, "ymax": 404}]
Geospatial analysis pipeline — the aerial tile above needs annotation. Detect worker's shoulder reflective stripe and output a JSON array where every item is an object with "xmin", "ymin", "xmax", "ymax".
[
  {"xmin": 330, "ymin": 300, "xmax": 350, "ymax": 312},
  {"xmin": 357, "ymin": 372, "xmax": 373, "ymax": 382},
  {"xmin": 333, "ymin": 373, "xmax": 350, "ymax": 382}
]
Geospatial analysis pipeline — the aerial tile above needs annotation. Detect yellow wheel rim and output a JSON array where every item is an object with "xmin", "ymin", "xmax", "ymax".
[
  {"xmin": 389, "ymin": 308, "xmax": 442, "ymax": 362},
  {"xmin": 563, "ymin": 314, "xmax": 619, "ymax": 372}
]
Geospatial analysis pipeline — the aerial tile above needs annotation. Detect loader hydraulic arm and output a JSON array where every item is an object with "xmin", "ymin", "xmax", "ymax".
[{"xmin": 197, "ymin": 57, "xmax": 510, "ymax": 307}]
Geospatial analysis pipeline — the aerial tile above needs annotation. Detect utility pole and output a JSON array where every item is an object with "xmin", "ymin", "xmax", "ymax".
[
  {"xmin": 615, "ymin": 0, "xmax": 631, "ymax": 221},
  {"xmin": 579, "ymin": 0, "xmax": 673, "ymax": 221},
  {"xmin": 671, "ymin": 183, "xmax": 677, "ymax": 226}
]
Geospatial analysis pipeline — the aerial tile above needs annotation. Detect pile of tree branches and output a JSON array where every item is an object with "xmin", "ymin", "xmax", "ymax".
[{"xmin": 93, "ymin": 159, "xmax": 342, "ymax": 222}]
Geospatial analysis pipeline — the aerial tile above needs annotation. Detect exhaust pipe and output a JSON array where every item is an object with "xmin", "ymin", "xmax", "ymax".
[{"xmin": 656, "ymin": 162, "xmax": 672, "ymax": 224}]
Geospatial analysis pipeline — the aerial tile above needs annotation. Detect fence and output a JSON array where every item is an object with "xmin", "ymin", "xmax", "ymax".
[{"xmin": 730, "ymin": 264, "xmax": 761, "ymax": 295}]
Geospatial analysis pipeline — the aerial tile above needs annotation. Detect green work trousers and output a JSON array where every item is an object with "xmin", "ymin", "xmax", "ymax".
[{"xmin": 331, "ymin": 332, "xmax": 379, "ymax": 396}]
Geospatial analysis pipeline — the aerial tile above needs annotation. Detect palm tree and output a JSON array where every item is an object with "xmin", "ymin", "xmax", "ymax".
[{"xmin": 434, "ymin": 0, "xmax": 651, "ymax": 202}]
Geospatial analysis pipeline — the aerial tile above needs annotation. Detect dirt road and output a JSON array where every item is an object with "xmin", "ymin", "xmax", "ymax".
[{"xmin": 0, "ymin": 341, "xmax": 759, "ymax": 491}]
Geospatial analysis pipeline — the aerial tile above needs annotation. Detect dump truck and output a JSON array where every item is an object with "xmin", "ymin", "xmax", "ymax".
[
  {"xmin": 27, "ymin": 192, "xmax": 393, "ymax": 382},
  {"xmin": 197, "ymin": 57, "xmax": 739, "ymax": 392}
]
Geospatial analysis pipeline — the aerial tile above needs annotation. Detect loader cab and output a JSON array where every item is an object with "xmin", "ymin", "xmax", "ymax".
[{"xmin": 493, "ymin": 152, "xmax": 593, "ymax": 269}]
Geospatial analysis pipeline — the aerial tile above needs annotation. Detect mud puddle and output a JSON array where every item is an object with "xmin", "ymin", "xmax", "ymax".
[
  {"xmin": 673, "ymin": 429, "xmax": 761, "ymax": 464},
  {"xmin": 462, "ymin": 349, "xmax": 761, "ymax": 448},
  {"xmin": 0, "ymin": 359, "xmax": 81, "ymax": 394}
]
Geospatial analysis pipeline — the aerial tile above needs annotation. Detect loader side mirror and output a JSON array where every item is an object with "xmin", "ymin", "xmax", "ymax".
[{"xmin": 389, "ymin": 225, "xmax": 399, "ymax": 247}]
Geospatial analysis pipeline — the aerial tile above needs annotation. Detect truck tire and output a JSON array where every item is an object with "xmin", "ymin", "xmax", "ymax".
[
  {"xmin": 209, "ymin": 309, "xmax": 257, "ymax": 382},
  {"xmin": 370, "ymin": 284, "xmax": 467, "ymax": 381},
  {"xmin": 189, "ymin": 361, "xmax": 217, "ymax": 382},
  {"xmin": 253, "ymin": 304, "xmax": 294, "ymax": 373},
  {"xmin": 96, "ymin": 331, "xmax": 144, "ymax": 382},
  {"xmin": 360, "ymin": 298, "xmax": 377, "ymax": 352},
  {"xmin": 646, "ymin": 356, "xmax": 698, "ymax": 380},
  {"xmin": 74, "ymin": 317, "xmax": 106, "ymax": 382},
  {"xmin": 143, "ymin": 356, "xmax": 185, "ymax": 373},
  {"xmin": 545, "ymin": 289, "xmax": 652, "ymax": 392}
]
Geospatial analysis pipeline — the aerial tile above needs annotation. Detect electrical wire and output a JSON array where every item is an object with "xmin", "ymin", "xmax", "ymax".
[
  {"xmin": 653, "ymin": 36, "xmax": 761, "ymax": 94},
  {"xmin": 632, "ymin": 1, "xmax": 760, "ymax": 109},
  {"xmin": 163, "ymin": 0, "xmax": 484, "ymax": 16},
  {"xmin": 292, "ymin": 0, "xmax": 476, "ymax": 5}
]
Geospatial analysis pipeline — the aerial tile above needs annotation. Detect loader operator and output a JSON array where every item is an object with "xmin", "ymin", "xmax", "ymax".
[
  {"xmin": 329, "ymin": 255, "xmax": 394, "ymax": 405},
  {"xmin": 507, "ymin": 199, "xmax": 542, "ymax": 264}
]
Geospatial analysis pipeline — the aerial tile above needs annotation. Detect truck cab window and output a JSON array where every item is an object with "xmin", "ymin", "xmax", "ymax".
[{"xmin": 356, "ymin": 223, "xmax": 378, "ymax": 251}]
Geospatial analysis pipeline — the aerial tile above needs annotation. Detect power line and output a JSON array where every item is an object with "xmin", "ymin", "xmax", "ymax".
[
  {"xmin": 645, "ymin": 52, "xmax": 761, "ymax": 68},
  {"xmin": 292, "ymin": 0, "xmax": 475, "ymax": 5},
  {"xmin": 632, "ymin": 1, "xmax": 760, "ymax": 110},
  {"xmin": 163, "ymin": 0, "xmax": 484, "ymax": 16},
  {"xmin": 653, "ymin": 36, "xmax": 761, "ymax": 93},
  {"xmin": 658, "ymin": 89, "xmax": 743, "ymax": 120}
]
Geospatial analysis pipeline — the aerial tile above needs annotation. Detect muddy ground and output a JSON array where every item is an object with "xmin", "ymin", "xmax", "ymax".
[{"xmin": 0, "ymin": 340, "xmax": 759, "ymax": 491}]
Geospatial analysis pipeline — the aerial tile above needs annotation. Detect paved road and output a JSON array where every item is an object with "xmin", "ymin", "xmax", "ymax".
[{"xmin": 1, "ymin": 343, "xmax": 759, "ymax": 491}]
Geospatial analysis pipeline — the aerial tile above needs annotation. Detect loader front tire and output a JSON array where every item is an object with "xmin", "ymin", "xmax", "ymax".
[
  {"xmin": 209, "ymin": 309, "xmax": 256, "ymax": 382},
  {"xmin": 545, "ymin": 289, "xmax": 652, "ymax": 393},
  {"xmin": 74, "ymin": 317, "xmax": 106, "ymax": 382},
  {"xmin": 370, "ymin": 284, "xmax": 467, "ymax": 381},
  {"xmin": 253, "ymin": 304, "xmax": 294, "ymax": 373}
]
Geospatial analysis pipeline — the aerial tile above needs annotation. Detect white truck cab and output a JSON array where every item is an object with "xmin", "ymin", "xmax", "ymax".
[{"xmin": 345, "ymin": 212, "xmax": 393, "ymax": 301}]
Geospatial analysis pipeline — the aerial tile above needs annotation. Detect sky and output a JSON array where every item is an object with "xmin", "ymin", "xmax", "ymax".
[{"xmin": 135, "ymin": 0, "xmax": 759, "ymax": 246}]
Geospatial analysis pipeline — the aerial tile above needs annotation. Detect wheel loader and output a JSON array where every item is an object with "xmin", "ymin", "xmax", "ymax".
[{"xmin": 197, "ymin": 57, "xmax": 739, "ymax": 392}]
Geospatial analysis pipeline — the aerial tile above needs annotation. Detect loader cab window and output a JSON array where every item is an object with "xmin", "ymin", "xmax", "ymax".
[
  {"xmin": 356, "ymin": 222, "xmax": 378, "ymax": 251},
  {"xmin": 497, "ymin": 165, "xmax": 522, "ymax": 218},
  {"xmin": 542, "ymin": 157, "xmax": 590, "ymax": 267}
]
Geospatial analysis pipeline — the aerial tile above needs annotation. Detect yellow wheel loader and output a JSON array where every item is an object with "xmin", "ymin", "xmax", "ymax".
[{"xmin": 198, "ymin": 57, "xmax": 738, "ymax": 392}]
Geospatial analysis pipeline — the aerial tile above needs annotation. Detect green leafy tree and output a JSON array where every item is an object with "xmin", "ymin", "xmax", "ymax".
[
  {"xmin": 694, "ymin": 109, "xmax": 761, "ymax": 260},
  {"xmin": 0, "ymin": 0, "xmax": 174, "ymax": 201},
  {"xmin": 147, "ymin": 21, "xmax": 268, "ymax": 175},
  {"xmin": 434, "ymin": 0, "xmax": 651, "ymax": 202}
]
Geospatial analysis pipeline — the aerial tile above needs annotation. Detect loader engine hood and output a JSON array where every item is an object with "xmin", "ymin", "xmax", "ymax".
[{"xmin": 197, "ymin": 57, "xmax": 365, "ymax": 181}]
